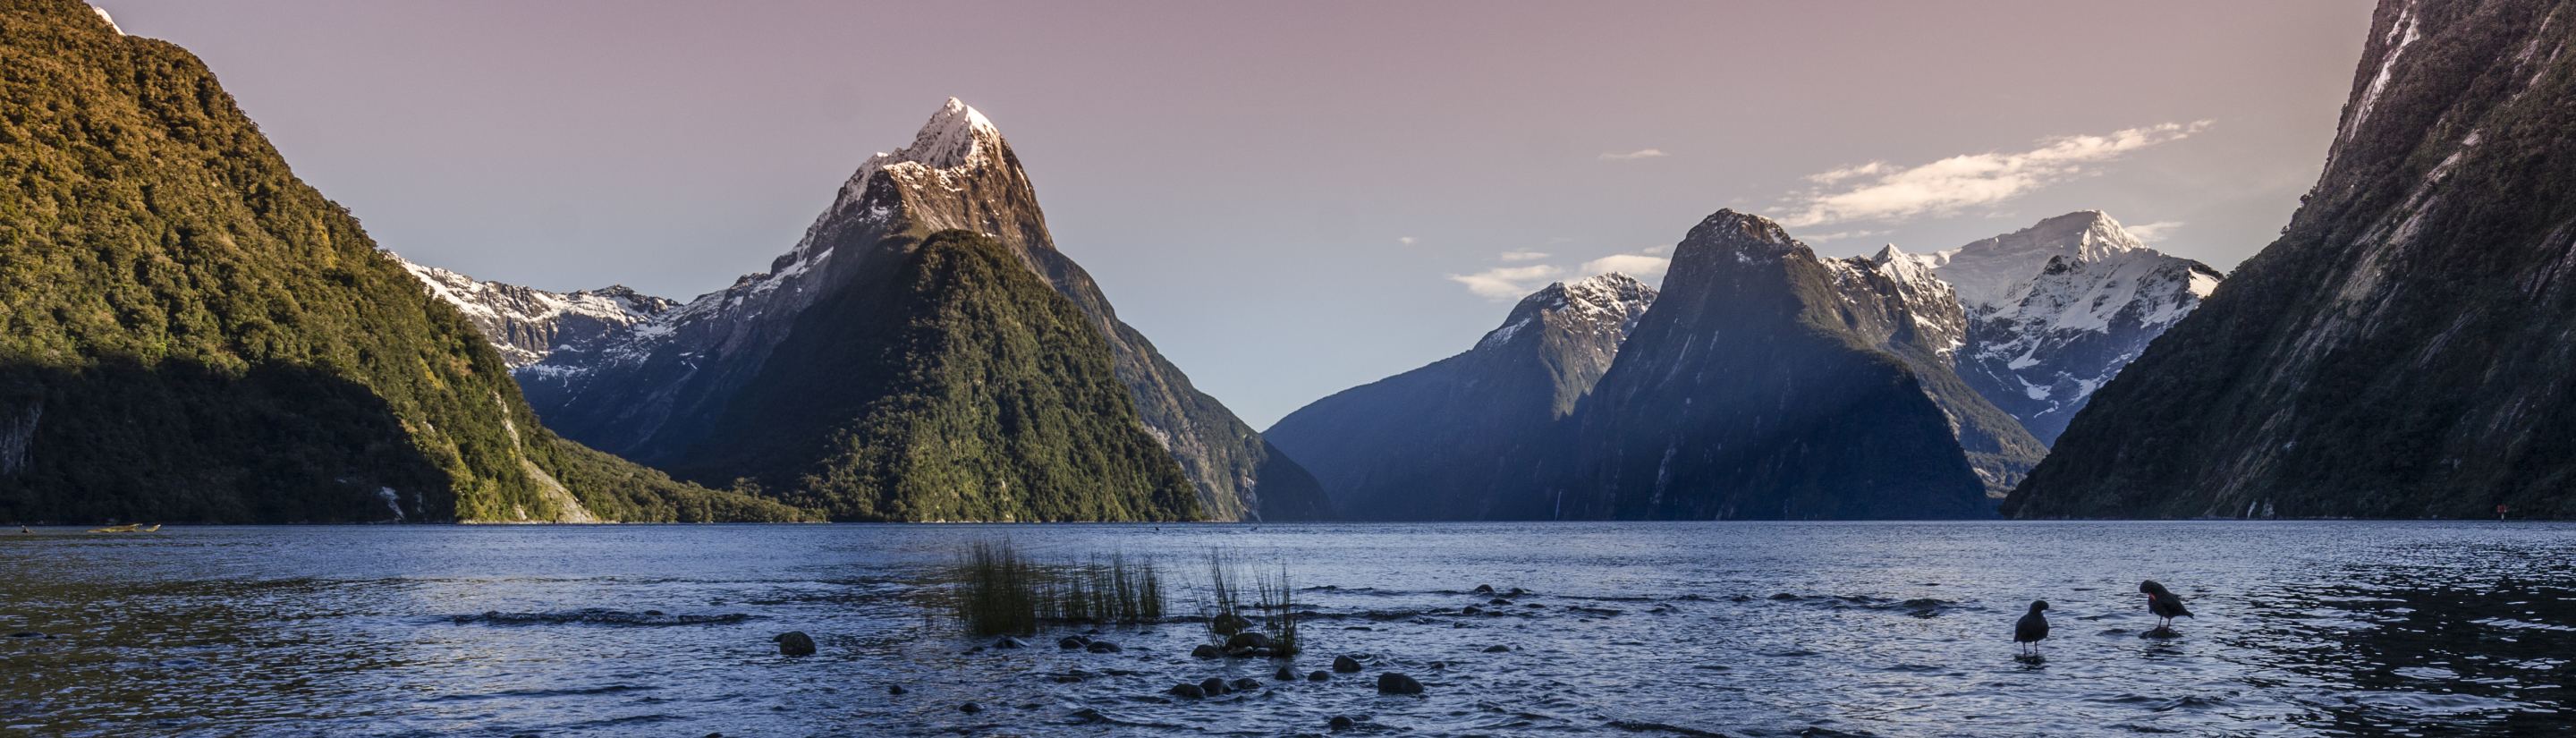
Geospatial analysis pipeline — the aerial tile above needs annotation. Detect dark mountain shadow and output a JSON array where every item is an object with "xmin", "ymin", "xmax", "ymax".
[{"xmin": 0, "ymin": 357, "xmax": 453, "ymax": 524}]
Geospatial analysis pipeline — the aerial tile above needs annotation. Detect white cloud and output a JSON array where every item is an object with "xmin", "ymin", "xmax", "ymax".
[
  {"xmin": 1397, "ymin": 236, "xmax": 1419, "ymax": 246},
  {"xmin": 1599, "ymin": 148, "xmax": 1668, "ymax": 161},
  {"xmin": 1779, "ymin": 121, "xmax": 2213, "ymax": 228},
  {"xmin": 1580, "ymin": 254, "xmax": 1671, "ymax": 283},
  {"xmin": 2124, "ymin": 220, "xmax": 2185, "ymax": 242},
  {"xmin": 1800, "ymin": 229, "xmax": 1886, "ymax": 243},
  {"xmin": 1448, "ymin": 264, "xmax": 1564, "ymax": 300},
  {"xmin": 1641, "ymin": 244, "xmax": 1672, "ymax": 255},
  {"xmin": 1499, "ymin": 250, "xmax": 1551, "ymax": 262}
]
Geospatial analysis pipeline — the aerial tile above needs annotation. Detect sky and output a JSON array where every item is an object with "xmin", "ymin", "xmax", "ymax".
[{"xmin": 98, "ymin": 1, "xmax": 2373, "ymax": 428}]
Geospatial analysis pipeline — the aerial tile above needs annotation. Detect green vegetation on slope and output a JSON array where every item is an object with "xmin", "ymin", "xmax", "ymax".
[
  {"xmin": 0, "ymin": 0, "xmax": 801, "ymax": 522},
  {"xmin": 671, "ymin": 230, "xmax": 1200, "ymax": 522}
]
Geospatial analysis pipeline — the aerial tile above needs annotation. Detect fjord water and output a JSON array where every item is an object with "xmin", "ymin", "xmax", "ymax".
[{"xmin": 3, "ymin": 523, "xmax": 2571, "ymax": 736}]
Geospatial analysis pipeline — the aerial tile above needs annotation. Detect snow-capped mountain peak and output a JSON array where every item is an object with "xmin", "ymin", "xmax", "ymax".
[
  {"xmin": 1913, "ymin": 210, "xmax": 2153, "ymax": 309},
  {"xmin": 1478, "ymin": 273, "xmax": 1657, "ymax": 351},
  {"xmin": 391, "ymin": 253, "xmax": 677, "ymax": 368},
  {"xmin": 1919, "ymin": 212, "xmax": 2224, "ymax": 443}
]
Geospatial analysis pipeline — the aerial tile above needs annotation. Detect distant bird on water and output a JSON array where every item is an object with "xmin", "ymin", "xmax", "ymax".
[
  {"xmin": 2140, "ymin": 581, "xmax": 2193, "ymax": 630},
  {"xmin": 2014, "ymin": 600, "xmax": 2050, "ymax": 657}
]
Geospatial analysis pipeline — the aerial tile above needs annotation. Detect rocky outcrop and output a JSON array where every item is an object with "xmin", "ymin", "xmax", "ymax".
[{"xmin": 2009, "ymin": 0, "xmax": 2576, "ymax": 519}]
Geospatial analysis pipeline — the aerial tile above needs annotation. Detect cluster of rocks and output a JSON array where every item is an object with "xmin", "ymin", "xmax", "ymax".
[
  {"xmin": 1057, "ymin": 634, "xmax": 1123, "ymax": 653},
  {"xmin": 1188, "ymin": 630, "xmax": 1292, "ymax": 659},
  {"xmin": 1165, "ymin": 675, "xmax": 1268, "ymax": 700}
]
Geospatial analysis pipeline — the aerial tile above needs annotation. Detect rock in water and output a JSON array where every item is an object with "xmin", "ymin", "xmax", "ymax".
[
  {"xmin": 1199, "ymin": 677, "xmax": 1230, "ymax": 696},
  {"xmin": 773, "ymin": 632, "xmax": 816, "ymax": 657},
  {"xmin": 1333, "ymin": 655, "xmax": 1364, "ymax": 673},
  {"xmin": 1308, "ymin": 671, "xmax": 1331, "ymax": 682},
  {"xmin": 1223, "ymin": 632, "xmax": 1272, "ymax": 651},
  {"xmin": 1330, "ymin": 716, "xmax": 1357, "ymax": 730},
  {"xmin": 1085, "ymin": 640, "xmax": 1122, "ymax": 654},
  {"xmin": 1167, "ymin": 683, "xmax": 1207, "ymax": 699},
  {"xmin": 1377, "ymin": 672, "xmax": 1425, "ymax": 695}
]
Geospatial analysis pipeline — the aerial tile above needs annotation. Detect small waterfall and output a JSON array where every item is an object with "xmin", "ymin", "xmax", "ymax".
[{"xmin": 0, "ymin": 401, "xmax": 41, "ymax": 476}]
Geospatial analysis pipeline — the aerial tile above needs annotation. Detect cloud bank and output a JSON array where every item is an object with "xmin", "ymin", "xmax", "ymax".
[
  {"xmin": 1580, "ymin": 254, "xmax": 1671, "ymax": 283},
  {"xmin": 1448, "ymin": 264, "xmax": 1565, "ymax": 300},
  {"xmin": 1779, "ymin": 121, "xmax": 2212, "ymax": 228},
  {"xmin": 2124, "ymin": 220, "xmax": 2185, "ymax": 242},
  {"xmin": 1599, "ymin": 148, "xmax": 1668, "ymax": 161}
]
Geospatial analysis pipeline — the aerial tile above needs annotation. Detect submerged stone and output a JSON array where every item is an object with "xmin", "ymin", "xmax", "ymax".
[
  {"xmin": 1377, "ymin": 672, "xmax": 1424, "ymax": 695},
  {"xmin": 773, "ymin": 632, "xmax": 816, "ymax": 657}
]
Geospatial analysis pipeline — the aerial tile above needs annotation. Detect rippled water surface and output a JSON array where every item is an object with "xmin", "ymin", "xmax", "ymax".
[{"xmin": 5, "ymin": 522, "xmax": 2576, "ymax": 736}]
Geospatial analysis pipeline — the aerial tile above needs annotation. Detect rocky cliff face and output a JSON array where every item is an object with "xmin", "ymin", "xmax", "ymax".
[
  {"xmin": 2009, "ymin": 0, "xmax": 2576, "ymax": 519},
  {"xmin": 1908, "ymin": 212, "xmax": 2223, "ymax": 443},
  {"xmin": 1546, "ymin": 211, "xmax": 1997, "ymax": 520},
  {"xmin": 395, "ymin": 258, "xmax": 675, "ymax": 368},
  {"xmin": 521, "ymin": 99, "xmax": 1329, "ymax": 521},
  {"xmin": 1266, "ymin": 274, "xmax": 1654, "ymax": 519}
]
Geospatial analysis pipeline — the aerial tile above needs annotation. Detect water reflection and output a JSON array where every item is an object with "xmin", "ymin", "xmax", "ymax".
[{"xmin": 0, "ymin": 522, "xmax": 2572, "ymax": 736}]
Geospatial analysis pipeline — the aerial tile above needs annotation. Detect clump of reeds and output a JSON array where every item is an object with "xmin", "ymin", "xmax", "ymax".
[
  {"xmin": 1038, "ymin": 553, "xmax": 1165, "ymax": 626},
  {"xmin": 1255, "ymin": 564, "xmax": 1300, "ymax": 656},
  {"xmin": 953, "ymin": 539, "xmax": 1043, "ymax": 636},
  {"xmin": 946, "ymin": 540, "xmax": 1165, "ymax": 636},
  {"xmin": 1196, "ymin": 550, "xmax": 1301, "ymax": 656}
]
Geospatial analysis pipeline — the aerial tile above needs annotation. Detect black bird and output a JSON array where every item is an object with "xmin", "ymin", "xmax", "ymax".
[
  {"xmin": 2140, "ymin": 581, "xmax": 2193, "ymax": 630},
  {"xmin": 2013, "ymin": 600, "xmax": 2050, "ymax": 657}
]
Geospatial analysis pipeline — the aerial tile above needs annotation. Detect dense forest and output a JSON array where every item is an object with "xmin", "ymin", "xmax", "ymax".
[{"xmin": 0, "ymin": 0, "xmax": 802, "ymax": 522}]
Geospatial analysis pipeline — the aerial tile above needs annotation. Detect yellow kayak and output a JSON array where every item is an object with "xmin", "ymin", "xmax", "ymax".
[{"xmin": 85, "ymin": 523, "xmax": 146, "ymax": 533}]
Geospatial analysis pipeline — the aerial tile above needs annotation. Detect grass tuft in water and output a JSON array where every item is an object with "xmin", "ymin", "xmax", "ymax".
[
  {"xmin": 1257, "ymin": 564, "xmax": 1300, "ymax": 656},
  {"xmin": 947, "ymin": 539, "xmax": 1165, "ymax": 636},
  {"xmin": 1197, "ymin": 550, "xmax": 1301, "ymax": 656},
  {"xmin": 952, "ymin": 539, "xmax": 1043, "ymax": 636}
]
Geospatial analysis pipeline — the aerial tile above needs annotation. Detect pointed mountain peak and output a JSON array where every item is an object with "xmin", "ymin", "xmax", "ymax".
[
  {"xmin": 871, "ymin": 98, "xmax": 1004, "ymax": 172},
  {"xmin": 1871, "ymin": 242, "xmax": 1907, "ymax": 262},
  {"xmin": 1677, "ymin": 209, "xmax": 1807, "ymax": 265},
  {"xmin": 1568, "ymin": 271, "xmax": 1651, "ymax": 293},
  {"xmin": 1688, "ymin": 209, "xmax": 1797, "ymax": 246},
  {"xmin": 1964, "ymin": 210, "xmax": 2148, "ymax": 262},
  {"xmin": 1481, "ymin": 272, "xmax": 1658, "ymax": 351}
]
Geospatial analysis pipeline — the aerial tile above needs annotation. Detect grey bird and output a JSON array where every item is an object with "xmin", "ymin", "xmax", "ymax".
[
  {"xmin": 2140, "ymin": 581, "xmax": 2193, "ymax": 630},
  {"xmin": 2013, "ymin": 600, "xmax": 2050, "ymax": 657}
]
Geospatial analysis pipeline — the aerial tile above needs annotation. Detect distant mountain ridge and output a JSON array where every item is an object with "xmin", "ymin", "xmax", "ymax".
[
  {"xmin": 1903, "ymin": 211, "xmax": 2224, "ymax": 443},
  {"xmin": 395, "ymin": 257, "xmax": 676, "ymax": 368},
  {"xmin": 1270, "ymin": 209, "xmax": 2218, "ymax": 519},
  {"xmin": 1267, "ymin": 274, "xmax": 1655, "ymax": 519},
  {"xmin": 1547, "ymin": 210, "xmax": 1999, "ymax": 519},
  {"xmin": 519, "ymin": 99, "xmax": 1328, "ymax": 521}
]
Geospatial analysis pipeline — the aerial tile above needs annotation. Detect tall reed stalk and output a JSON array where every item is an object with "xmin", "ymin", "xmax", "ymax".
[{"xmin": 946, "ymin": 540, "xmax": 1165, "ymax": 636}]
